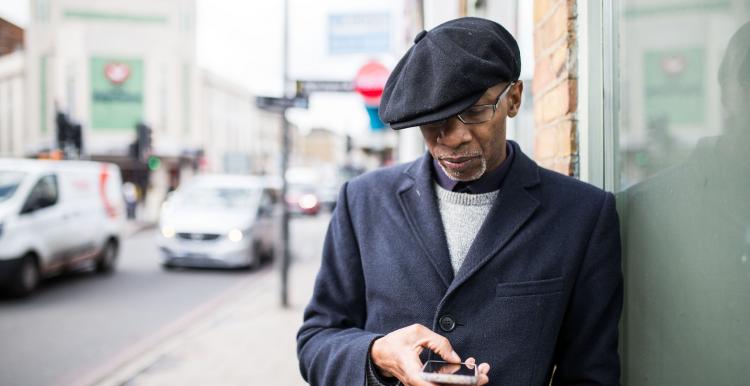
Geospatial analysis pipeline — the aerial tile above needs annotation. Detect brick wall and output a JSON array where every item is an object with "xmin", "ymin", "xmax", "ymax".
[
  {"xmin": 532, "ymin": 0, "xmax": 577, "ymax": 176},
  {"xmin": 0, "ymin": 17, "xmax": 24, "ymax": 57}
]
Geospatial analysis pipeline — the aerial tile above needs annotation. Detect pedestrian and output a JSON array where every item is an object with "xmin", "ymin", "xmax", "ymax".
[
  {"xmin": 297, "ymin": 17, "xmax": 622, "ymax": 386},
  {"xmin": 122, "ymin": 181, "xmax": 138, "ymax": 220}
]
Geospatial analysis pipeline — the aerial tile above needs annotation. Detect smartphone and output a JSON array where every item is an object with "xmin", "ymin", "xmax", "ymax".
[{"xmin": 420, "ymin": 360, "xmax": 478, "ymax": 385}]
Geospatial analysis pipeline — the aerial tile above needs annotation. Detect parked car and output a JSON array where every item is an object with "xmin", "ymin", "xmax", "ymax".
[
  {"xmin": 0, "ymin": 159, "xmax": 125, "ymax": 296},
  {"xmin": 157, "ymin": 174, "xmax": 281, "ymax": 270}
]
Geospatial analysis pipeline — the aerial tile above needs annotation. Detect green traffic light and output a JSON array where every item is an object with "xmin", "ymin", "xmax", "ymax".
[{"xmin": 147, "ymin": 156, "xmax": 161, "ymax": 170}]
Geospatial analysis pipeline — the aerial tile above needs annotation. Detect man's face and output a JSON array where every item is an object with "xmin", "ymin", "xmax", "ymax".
[{"xmin": 419, "ymin": 81, "xmax": 523, "ymax": 181}]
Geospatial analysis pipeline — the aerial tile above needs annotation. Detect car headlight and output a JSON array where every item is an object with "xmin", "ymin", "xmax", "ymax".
[
  {"xmin": 161, "ymin": 226, "xmax": 176, "ymax": 238},
  {"xmin": 299, "ymin": 194, "xmax": 318, "ymax": 210},
  {"xmin": 228, "ymin": 228, "xmax": 243, "ymax": 242}
]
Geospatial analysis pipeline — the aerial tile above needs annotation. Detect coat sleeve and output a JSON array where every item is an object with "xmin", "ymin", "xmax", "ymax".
[
  {"xmin": 297, "ymin": 181, "xmax": 381, "ymax": 386},
  {"xmin": 552, "ymin": 192, "xmax": 623, "ymax": 385}
]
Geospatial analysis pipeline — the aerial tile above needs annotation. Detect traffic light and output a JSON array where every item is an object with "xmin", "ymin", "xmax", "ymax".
[
  {"xmin": 131, "ymin": 122, "xmax": 153, "ymax": 162},
  {"xmin": 55, "ymin": 111, "xmax": 71, "ymax": 150},
  {"xmin": 55, "ymin": 111, "xmax": 84, "ymax": 158},
  {"xmin": 71, "ymin": 124, "xmax": 83, "ymax": 156}
]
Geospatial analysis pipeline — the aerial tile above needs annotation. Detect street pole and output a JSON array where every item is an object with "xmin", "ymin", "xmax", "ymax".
[{"xmin": 280, "ymin": 0, "xmax": 291, "ymax": 308}]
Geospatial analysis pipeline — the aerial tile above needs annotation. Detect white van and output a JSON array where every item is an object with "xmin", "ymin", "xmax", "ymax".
[{"xmin": 0, "ymin": 159, "xmax": 125, "ymax": 295}]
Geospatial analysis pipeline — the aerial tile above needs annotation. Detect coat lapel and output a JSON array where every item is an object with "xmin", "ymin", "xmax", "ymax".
[
  {"xmin": 397, "ymin": 153, "xmax": 454, "ymax": 287},
  {"xmin": 448, "ymin": 144, "xmax": 541, "ymax": 293}
]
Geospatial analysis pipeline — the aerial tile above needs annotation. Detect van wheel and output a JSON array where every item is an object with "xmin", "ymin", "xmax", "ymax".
[
  {"xmin": 96, "ymin": 240, "xmax": 118, "ymax": 273},
  {"xmin": 10, "ymin": 255, "xmax": 40, "ymax": 297}
]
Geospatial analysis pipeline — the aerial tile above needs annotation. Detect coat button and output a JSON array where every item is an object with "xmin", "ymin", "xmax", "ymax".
[{"xmin": 438, "ymin": 315, "xmax": 456, "ymax": 332}]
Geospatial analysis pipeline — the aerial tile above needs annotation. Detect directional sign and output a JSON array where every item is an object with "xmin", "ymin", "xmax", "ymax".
[
  {"xmin": 296, "ymin": 80, "xmax": 354, "ymax": 95},
  {"xmin": 255, "ymin": 95, "xmax": 309, "ymax": 111}
]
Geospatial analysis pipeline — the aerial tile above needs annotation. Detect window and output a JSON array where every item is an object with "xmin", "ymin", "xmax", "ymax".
[
  {"xmin": 612, "ymin": 3, "xmax": 750, "ymax": 385},
  {"xmin": 22, "ymin": 174, "xmax": 59, "ymax": 213}
]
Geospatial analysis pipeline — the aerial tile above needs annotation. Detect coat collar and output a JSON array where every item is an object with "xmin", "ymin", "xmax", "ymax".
[{"xmin": 397, "ymin": 140, "xmax": 541, "ymax": 291}]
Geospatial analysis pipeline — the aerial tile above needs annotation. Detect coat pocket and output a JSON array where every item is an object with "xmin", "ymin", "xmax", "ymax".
[{"xmin": 495, "ymin": 276, "xmax": 564, "ymax": 297}]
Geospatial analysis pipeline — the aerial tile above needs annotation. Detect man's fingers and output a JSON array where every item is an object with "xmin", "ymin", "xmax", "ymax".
[
  {"xmin": 417, "ymin": 332, "xmax": 461, "ymax": 363},
  {"xmin": 476, "ymin": 362, "xmax": 490, "ymax": 386},
  {"xmin": 462, "ymin": 358, "xmax": 489, "ymax": 386}
]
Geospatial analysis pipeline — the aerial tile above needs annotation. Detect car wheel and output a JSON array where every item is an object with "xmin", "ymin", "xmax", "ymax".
[
  {"xmin": 10, "ymin": 255, "xmax": 40, "ymax": 297},
  {"xmin": 248, "ymin": 241, "xmax": 262, "ymax": 270},
  {"xmin": 263, "ymin": 245, "xmax": 276, "ymax": 262},
  {"xmin": 96, "ymin": 240, "xmax": 118, "ymax": 273},
  {"xmin": 162, "ymin": 262, "xmax": 176, "ymax": 270}
]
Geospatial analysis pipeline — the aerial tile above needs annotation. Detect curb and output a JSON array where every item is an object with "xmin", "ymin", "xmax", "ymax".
[{"xmin": 73, "ymin": 269, "xmax": 273, "ymax": 386}]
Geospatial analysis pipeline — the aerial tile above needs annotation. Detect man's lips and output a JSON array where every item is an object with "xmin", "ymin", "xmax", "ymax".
[{"xmin": 440, "ymin": 156, "xmax": 479, "ymax": 170}]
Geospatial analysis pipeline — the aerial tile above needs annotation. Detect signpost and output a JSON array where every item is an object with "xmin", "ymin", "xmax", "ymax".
[
  {"xmin": 255, "ymin": 95, "xmax": 310, "ymax": 111},
  {"xmin": 254, "ymin": 91, "xmax": 307, "ymax": 308},
  {"xmin": 295, "ymin": 80, "xmax": 354, "ymax": 94}
]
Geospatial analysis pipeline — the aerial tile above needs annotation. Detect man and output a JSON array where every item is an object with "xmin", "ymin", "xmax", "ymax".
[{"xmin": 297, "ymin": 17, "xmax": 622, "ymax": 386}]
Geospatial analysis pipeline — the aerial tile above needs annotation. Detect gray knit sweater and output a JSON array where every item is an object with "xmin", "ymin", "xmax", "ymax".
[
  {"xmin": 366, "ymin": 183, "xmax": 499, "ymax": 385},
  {"xmin": 434, "ymin": 183, "xmax": 499, "ymax": 273}
]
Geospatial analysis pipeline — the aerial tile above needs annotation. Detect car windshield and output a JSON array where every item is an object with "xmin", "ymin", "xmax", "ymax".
[
  {"xmin": 174, "ymin": 186, "xmax": 259, "ymax": 209},
  {"xmin": 0, "ymin": 171, "xmax": 26, "ymax": 203}
]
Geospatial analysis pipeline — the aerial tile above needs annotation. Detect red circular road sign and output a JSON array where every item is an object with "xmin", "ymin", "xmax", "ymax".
[{"xmin": 354, "ymin": 61, "xmax": 390, "ymax": 104}]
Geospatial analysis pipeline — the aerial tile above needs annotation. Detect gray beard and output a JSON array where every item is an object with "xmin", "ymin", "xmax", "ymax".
[{"xmin": 439, "ymin": 157, "xmax": 488, "ymax": 182}]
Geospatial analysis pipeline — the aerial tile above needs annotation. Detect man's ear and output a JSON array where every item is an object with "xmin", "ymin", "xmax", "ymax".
[{"xmin": 507, "ymin": 81, "xmax": 523, "ymax": 118}]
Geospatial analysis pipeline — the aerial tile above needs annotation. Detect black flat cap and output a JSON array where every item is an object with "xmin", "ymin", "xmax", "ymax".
[{"xmin": 379, "ymin": 17, "xmax": 521, "ymax": 130}]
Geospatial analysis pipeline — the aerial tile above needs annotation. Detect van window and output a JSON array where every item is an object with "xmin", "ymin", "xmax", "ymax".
[
  {"xmin": 0, "ymin": 171, "xmax": 26, "ymax": 203},
  {"xmin": 21, "ymin": 175, "xmax": 59, "ymax": 213}
]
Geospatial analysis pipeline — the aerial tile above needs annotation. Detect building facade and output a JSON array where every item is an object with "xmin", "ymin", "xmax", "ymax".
[
  {"xmin": 25, "ymin": 0, "xmax": 199, "ymax": 158},
  {"xmin": 0, "ymin": 50, "xmax": 24, "ymax": 157},
  {"xmin": 0, "ymin": 17, "xmax": 25, "ymax": 157},
  {"xmin": 6, "ymin": 0, "xmax": 282, "ymax": 218}
]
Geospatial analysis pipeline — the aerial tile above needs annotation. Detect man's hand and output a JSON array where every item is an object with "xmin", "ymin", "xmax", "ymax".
[{"xmin": 370, "ymin": 324, "xmax": 490, "ymax": 386}]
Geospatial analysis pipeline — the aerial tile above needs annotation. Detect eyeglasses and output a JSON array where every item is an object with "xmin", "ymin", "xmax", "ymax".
[{"xmin": 421, "ymin": 81, "xmax": 516, "ymax": 130}]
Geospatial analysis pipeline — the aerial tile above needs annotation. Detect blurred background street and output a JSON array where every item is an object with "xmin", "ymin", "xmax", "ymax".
[
  {"xmin": 1, "ymin": 0, "xmax": 749, "ymax": 385},
  {"xmin": 0, "ymin": 214, "xmax": 327, "ymax": 386}
]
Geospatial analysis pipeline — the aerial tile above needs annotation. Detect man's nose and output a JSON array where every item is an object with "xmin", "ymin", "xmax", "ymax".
[{"xmin": 436, "ymin": 118, "xmax": 472, "ymax": 148}]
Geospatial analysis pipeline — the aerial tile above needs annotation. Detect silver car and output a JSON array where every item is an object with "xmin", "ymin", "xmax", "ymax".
[{"xmin": 156, "ymin": 175, "xmax": 281, "ymax": 269}]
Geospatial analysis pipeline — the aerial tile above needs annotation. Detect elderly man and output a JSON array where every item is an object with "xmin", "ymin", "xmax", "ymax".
[{"xmin": 297, "ymin": 17, "xmax": 622, "ymax": 386}]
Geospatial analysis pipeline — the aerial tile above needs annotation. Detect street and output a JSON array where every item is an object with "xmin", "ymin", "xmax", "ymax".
[{"xmin": 0, "ymin": 215, "xmax": 329, "ymax": 386}]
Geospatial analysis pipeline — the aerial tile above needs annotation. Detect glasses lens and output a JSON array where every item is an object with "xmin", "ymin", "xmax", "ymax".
[{"xmin": 459, "ymin": 106, "xmax": 494, "ymax": 124}]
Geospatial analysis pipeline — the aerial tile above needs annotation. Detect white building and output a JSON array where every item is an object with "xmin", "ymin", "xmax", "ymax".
[
  {"xmin": 25, "ymin": 0, "xmax": 200, "ymax": 161},
  {"xmin": 197, "ymin": 69, "xmax": 280, "ymax": 175},
  {"xmin": 5, "ymin": 0, "xmax": 281, "ymax": 219},
  {"xmin": 0, "ymin": 50, "xmax": 24, "ymax": 157}
]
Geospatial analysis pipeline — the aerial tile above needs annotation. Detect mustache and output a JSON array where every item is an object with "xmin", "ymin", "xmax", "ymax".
[{"xmin": 436, "ymin": 150, "xmax": 482, "ymax": 160}]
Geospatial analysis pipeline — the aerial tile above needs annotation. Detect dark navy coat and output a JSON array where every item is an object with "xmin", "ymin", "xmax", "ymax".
[{"xmin": 297, "ymin": 141, "xmax": 622, "ymax": 386}]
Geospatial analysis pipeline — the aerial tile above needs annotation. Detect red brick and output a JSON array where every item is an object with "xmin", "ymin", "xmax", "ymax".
[
  {"xmin": 535, "ymin": 128, "xmax": 557, "ymax": 159},
  {"xmin": 533, "ymin": 57, "xmax": 554, "ymax": 96},
  {"xmin": 549, "ymin": 43, "xmax": 569, "ymax": 78},
  {"xmin": 541, "ymin": 2, "xmax": 568, "ymax": 49},
  {"xmin": 533, "ymin": 101, "xmax": 545, "ymax": 127},
  {"xmin": 556, "ymin": 120, "xmax": 577, "ymax": 156},
  {"xmin": 534, "ymin": 0, "xmax": 555, "ymax": 23}
]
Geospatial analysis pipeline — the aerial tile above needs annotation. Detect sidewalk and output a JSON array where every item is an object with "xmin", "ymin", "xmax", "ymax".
[
  {"xmin": 94, "ymin": 252, "xmax": 318, "ymax": 386},
  {"xmin": 124, "ymin": 220, "xmax": 156, "ymax": 238}
]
